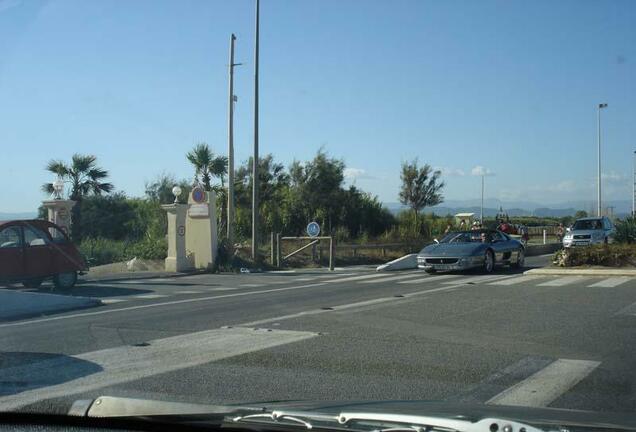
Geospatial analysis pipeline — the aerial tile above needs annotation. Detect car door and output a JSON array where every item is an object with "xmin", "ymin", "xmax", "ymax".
[
  {"xmin": 0, "ymin": 224, "xmax": 25, "ymax": 280},
  {"xmin": 46, "ymin": 223, "xmax": 84, "ymax": 273},
  {"xmin": 22, "ymin": 224, "xmax": 54, "ymax": 278},
  {"xmin": 489, "ymin": 231, "xmax": 506, "ymax": 263}
]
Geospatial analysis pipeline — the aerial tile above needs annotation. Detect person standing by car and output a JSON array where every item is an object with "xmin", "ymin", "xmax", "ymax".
[
  {"xmin": 556, "ymin": 223, "xmax": 565, "ymax": 243},
  {"xmin": 444, "ymin": 223, "xmax": 453, "ymax": 234}
]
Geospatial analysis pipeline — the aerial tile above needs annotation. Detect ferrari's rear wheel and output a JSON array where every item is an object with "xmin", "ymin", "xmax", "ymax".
[{"xmin": 483, "ymin": 250, "xmax": 495, "ymax": 273}]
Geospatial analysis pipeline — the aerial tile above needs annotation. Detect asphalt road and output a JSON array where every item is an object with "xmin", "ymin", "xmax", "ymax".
[{"xmin": 2, "ymin": 255, "xmax": 636, "ymax": 416}]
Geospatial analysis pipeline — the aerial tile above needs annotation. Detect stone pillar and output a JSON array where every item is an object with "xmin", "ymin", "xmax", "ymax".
[
  {"xmin": 41, "ymin": 200, "xmax": 76, "ymax": 236},
  {"xmin": 186, "ymin": 189, "xmax": 218, "ymax": 270},
  {"xmin": 162, "ymin": 204, "xmax": 191, "ymax": 272}
]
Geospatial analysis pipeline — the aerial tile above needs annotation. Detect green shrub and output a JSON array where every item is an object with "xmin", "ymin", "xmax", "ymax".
[
  {"xmin": 553, "ymin": 244, "xmax": 636, "ymax": 267},
  {"xmin": 614, "ymin": 217, "xmax": 636, "ymax": 244},
  {"xmin": 79, "ymin": 236, "xmax": 167, "ymax": 266},
  {"xmin": 79, "ymin": 238, "xmax": 129, "ymax": 266},
  {"xmin": 128, "ymin": 236, "xmax": 167, "ymax": 260}
]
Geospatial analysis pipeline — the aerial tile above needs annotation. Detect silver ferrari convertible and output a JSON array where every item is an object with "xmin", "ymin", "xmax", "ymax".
[{"xmin": 417, "ymin": 229, "xmax": 525, "ymax": 274}]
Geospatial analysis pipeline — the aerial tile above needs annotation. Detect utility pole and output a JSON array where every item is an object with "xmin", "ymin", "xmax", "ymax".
[
  {"xmin": 227, "ymin": 34, "xmax": 240, "ymax": 252},
  {"xmin": 251, "ymin": 0, "xmax": 260, "ymax": 260},
  {"xmin": 597, "ymin": 103, "xmax": 607, "ymax": 217}
]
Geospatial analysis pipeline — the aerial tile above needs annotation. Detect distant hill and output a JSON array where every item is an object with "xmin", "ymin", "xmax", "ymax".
[
  {"xmin": 0, "ymin": 212, "xmax": 37, "ymax": 221},
  {"xmin": 382, "ymin": 200, "xmax": 630, "ymax": 218}
]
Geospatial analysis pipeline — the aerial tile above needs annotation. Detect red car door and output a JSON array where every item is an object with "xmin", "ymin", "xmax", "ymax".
[
  {"xmin": 0, "ymin": 224, "xmax": 25, "ymax": 280},
  {"xmin": 22, "ymin": 225, "xmax": 54, "ymax": 278},
  {"xmin": 45, "ymin": 223, "xmax": 85, "ymax": 273}
]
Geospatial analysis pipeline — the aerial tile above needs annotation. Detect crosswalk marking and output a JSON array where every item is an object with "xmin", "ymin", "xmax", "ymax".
[
  {"xmin": 587, "ymin": 277, "xmax": 631, "ymax": 288},
  {"xmin": 326, "ymin": 273, "xmax": 391, "ymax": 283},
  {"xmin": 361, "ymin": 272, "xmax": 423, "ymax": 284},
  {"xmin": 398, "ymin": 274, "xmax": 461, "ymax": 284},
  {"xmin": 175, "ymin": 290, "xmax": 203, "ymax": 294},
  {"xmin": 488, "ymin": 275, "xmax": 545, "ymax": 286},
  {"xmin": 537, "ymin": 276, "xmax": 587, "ymax": 287},
  {"xmin": 240, "ymin": 283, "xmax": 266, "ymax": 287},
  {"xmin": 445, "ymin": 274, "xmax": 514, "ymax": 285},
  {"xmin": 487, "ymin": 359, "xmax": 600, "ymax": 407},
  {"xmin": 0, "ymin": 327, "xmax": 318, "ymax": 411},
  {"xmin": 133, "ymin": 294, "xmax": 169, "ymax": 299}
]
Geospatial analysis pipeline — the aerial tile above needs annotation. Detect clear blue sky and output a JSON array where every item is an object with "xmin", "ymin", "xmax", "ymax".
[{"xmin": 1, "ymin": 0, "xmax": 635, "ymax": 212}]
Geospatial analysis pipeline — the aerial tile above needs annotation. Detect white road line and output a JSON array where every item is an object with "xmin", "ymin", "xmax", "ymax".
[
  {"xmin": 487, "ymin": 275, "xmax": 545, "ymax": 286},
  {"xmin": 99, "ymin": 298, "xmax": 127, "ymax": 304},
  {"xmin": 445, "ymin": 274, "xmax": 514, "ymax": 285},
  {"xmin": 398, "ymin": 274, "xmax": 461, "ymax": 284},
  {"xmin": 614, "ymin": 301, "xmax": 636, "ymax": 316},
  {"xmin": 240, "ymin": 283, "xmax": 265, "ymax": 287},
  {"xmin": 240, "ymin": 284, "xmax": 463, "ymax": 327},
  {"xmin": 0, "ymin": 282, "xmax": 328, "ymax": 329},
  {"xmin": 537, "ymin": 276, "xmax": 587, "ymax": 287},
  {"xmin": 362, "ymin": 273, "xmax": 424, "ymax": 284},
  {"xmin": 133, "ymin": 294, "xmax": 169, "ymax": 299},
  {"xmin": 487, "ymin": 359, "xmax": 600, "ymax": 407},
  {"xmin": 174, "ymin": 290, "xmax": 203, "ymax": 295},
  {"xmin": 0, "ymin": 327, "xmax": 317, "ymax": 411},
  {"xmin": 587, "ymin": 277, "xmax": 631, "ymax": 288}
]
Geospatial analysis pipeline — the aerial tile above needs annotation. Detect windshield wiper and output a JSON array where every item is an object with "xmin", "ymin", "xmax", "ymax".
[{"xmin": 230, "ymin": 409, "xmax": 550, "ymax": 432}]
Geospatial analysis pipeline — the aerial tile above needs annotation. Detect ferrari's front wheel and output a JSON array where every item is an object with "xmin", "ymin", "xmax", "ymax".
[
  {"xmin": 483, "ymin": 250, "xmax": 495, "ymax": 273},
  {"xmin": 511, "ymin": 248, "xmax": 525, "ymax": 268},
  {"xmin": 424, "ymin": 268, "xmax": 436, "ymax": 274}
]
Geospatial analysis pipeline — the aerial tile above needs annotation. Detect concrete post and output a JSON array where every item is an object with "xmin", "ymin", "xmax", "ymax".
[
  {"xmin": 162, "ymin": 204, "xmax": 190, "ymax": 272},
  {"xmin": 543, "ymin": 229, "xmax": 547, "ymax": 245},
  {"xmin": 329, "ymin": 236, "xmax": 335, "ymax": 271},
  {"xmin": 276, "ymin": 233, "xmax": 281, "ymax": 268},
  {"xmin": 270, "ymin": 232, "xmax": 275, "ymax": 265}
]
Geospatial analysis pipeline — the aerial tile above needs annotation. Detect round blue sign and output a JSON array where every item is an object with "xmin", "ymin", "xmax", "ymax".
[
  {"xmin": 191, "ymin": 186, "xmax": 206, "ymax": 203},
  {"xmin": 306, "ymin": 221, "xmax": 320, "ymax": 237}
]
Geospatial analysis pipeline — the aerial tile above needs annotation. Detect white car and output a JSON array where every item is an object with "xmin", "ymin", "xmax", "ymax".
[{"xmin": 563, "ymin": 216, "xmax": 615, "ymax": 247}]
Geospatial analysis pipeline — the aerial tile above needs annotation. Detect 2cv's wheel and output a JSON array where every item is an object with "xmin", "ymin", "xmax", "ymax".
[{"xmin": 53, "ymin": 271, "xmax": 77, "ymax": 290}]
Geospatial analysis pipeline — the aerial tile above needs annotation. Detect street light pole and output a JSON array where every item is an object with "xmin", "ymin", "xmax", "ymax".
[
  {"xmin": 251, "ymin": 0, "xmax": 260, "ymax": 260},
  {"xmin": 597, "ymin": 103, "xmax": 607, "ymax": 217},
  {"xmin": 633, "ymin": 150, "xmax": 636, "ymax": 217},
  {"xmin": 480, "ymin": 174, "xmax": 484, "ymax": 223}
]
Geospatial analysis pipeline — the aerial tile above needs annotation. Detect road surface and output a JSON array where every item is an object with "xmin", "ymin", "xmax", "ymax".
[{"xmin": 1, "ymin": 255, "xmax": 636, "ymax": 414}]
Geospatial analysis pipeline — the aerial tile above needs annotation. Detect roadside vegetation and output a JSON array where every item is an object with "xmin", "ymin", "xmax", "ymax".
[
  {"xmin": 40, "ymin": 148, "xmax": 585, "ymax": 269},
  {"xmin": 553, "ymin": 217, "xmax": 636, "ymax": 268}
]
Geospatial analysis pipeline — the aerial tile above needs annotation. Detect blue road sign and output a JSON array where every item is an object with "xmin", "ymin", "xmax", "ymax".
[{"xmin": 306, "ymin": 221, "xmax": 321, "ymax": 237}]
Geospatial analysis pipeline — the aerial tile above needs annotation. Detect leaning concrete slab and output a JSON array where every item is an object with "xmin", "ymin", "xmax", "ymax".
[
  {"xmin": 0, "ymin": 289, "xmax": 101, "ymax": 322},
  {"xmin": 376, "ymin": 253, "xmax": 418, "ymax": 272}
]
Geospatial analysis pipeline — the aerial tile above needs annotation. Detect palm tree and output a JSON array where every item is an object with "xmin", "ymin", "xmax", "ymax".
[
  {"xmin": 42, "ymin": 154, "xmax": 114, "ymax": 241},
  {"xmin": 186, "ymin": 143, "xmax": 228, "ymax": 190}
]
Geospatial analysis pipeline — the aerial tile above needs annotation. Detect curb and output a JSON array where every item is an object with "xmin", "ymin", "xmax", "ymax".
[
  {"xmin": 79, "ymin": 269, "xmax": 209, "ymax": 284},
  {"xmin": 524, "ymin": 268, "xmax": 636, "ymax": 276}
]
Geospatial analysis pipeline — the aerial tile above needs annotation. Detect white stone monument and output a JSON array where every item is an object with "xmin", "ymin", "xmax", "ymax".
[
  {"xmin": 163, "ymin": 185, "xmax": 218, "ymax": 272},
  {"xmin": 41, "ymin": 177, "xmax": 76, "ymax": 235}
]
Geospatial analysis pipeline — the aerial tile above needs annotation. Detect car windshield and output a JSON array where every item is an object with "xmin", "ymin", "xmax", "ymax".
[
  {"xmin": 572, "ymin": 220, "xmax": 603, "ymax": 230},
  {"xmin": 1, "ymin": 0, "xmax": 634, "ymax": 422},
  {"xmin": 439, "ymin": 231, "xmax": 486, "ymax": 243}
]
